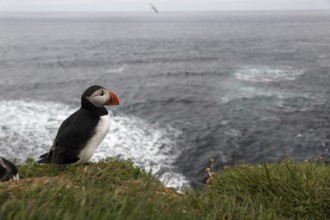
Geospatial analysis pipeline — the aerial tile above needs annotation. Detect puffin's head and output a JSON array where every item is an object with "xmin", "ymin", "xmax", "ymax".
[{"xmin": 82, "ymin": 85, "xmax": 119, "ymax": 108}]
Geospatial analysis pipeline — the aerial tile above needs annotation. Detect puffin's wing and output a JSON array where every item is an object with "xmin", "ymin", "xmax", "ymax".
[
  {"xmin": 55, "ymin": 111, "xmax": 76, "ymax": 141},
  {"xmin": 40, "ymin": 109, "xmax": 99, "ymax": 164},
  {"xmin": 38, "ymin": 113, "xmax": 77, "ymax": 163}
]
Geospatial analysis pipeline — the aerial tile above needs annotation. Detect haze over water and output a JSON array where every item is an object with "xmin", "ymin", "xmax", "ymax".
[{"xmin": 1, "ymin": 11, "xmax": 330, "ymax": 187}]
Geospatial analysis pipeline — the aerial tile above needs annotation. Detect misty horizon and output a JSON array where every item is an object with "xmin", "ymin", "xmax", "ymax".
[{"xmin": 1, "ymin": 0, "xmax": 330, "ymax": 12}]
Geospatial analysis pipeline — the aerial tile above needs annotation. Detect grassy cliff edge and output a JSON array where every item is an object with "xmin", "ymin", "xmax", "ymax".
[{"xmin": 0, "ymin": 158, "xmax": 329, "ymax": 220}]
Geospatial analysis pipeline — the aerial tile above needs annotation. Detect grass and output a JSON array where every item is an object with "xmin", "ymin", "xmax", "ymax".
[{"xmin": 0, "ymin": 158, "xmax": 329, "ymax": 220}]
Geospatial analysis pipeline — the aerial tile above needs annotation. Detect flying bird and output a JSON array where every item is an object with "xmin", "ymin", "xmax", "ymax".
[
  {"xmin": 38, "ymin": 85, "xmax": 120, "ymax": 165},
  {"xmin": 150, "ymin": 3, "xmax": 159, "ymax": 14},
  {"xmin": 0, "ymin": 157, "xmax": 19, "ymax": 182}
]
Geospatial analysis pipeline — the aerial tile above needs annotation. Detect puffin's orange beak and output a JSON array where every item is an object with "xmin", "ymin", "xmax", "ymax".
[{"xmin": 106, "ymin": 90, "xmax": 120, "ymax": 106}]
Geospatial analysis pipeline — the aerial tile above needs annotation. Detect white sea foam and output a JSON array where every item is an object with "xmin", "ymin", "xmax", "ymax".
[
  {"xmin": 0, "ymin": 100, "xmax": 190, "ymax": 189},
  {"xmin": 107, "ymin": 67, "xmax": 125, "ymax": 73},
  {"xmin": 220, "ymin": 86, "xmax": 307, "ymax": 104},
  {"xmin": 234, "ymin": 66, "xmax": 304, "ymax": 83}
]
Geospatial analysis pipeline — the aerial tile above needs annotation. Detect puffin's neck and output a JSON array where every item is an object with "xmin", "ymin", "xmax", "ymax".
[{"xmin": 81, "ymin": 96, "xmax": 108, "ymax": 116}]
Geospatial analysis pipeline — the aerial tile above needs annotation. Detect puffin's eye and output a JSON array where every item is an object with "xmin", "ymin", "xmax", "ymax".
[{"xmin": 101, "ymin": 90, "xmax": 104, "ymax": 96}]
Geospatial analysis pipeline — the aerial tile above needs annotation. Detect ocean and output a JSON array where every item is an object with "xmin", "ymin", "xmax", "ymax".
[{"xmin": 0, "ymin": 11, "xmax": 330, "ymax": 188}]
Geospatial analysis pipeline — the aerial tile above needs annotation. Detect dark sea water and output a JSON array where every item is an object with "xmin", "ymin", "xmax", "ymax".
[{"xmin": 0, "ymin": 11, "xmax": 330, "ymax": 188}]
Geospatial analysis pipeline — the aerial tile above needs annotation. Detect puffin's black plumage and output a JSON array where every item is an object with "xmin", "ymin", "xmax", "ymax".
[
  {"xmin": 38, "ymin": 85, "xmax": 119, "ymax": 165},
  {"xmin": 38, "ymin": 109, "xmax": 103, "ymax": 164},
  {"xmin": 0, "ymin": 157, "xmax": 19, "ymax": 181}
]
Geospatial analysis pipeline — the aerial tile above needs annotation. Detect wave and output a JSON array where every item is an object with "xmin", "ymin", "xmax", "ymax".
[
  {"xmin": 220, "ymin": 86, "xmax": 309, "ymax": 104},
  {"xmin": 107, "ymin": 66, "xmax": 125, "ymax": 73},
  {"xmin": 234, "ymin": 66, "xmax": 304, "ymax": 83},
  {"xmin": 0, "ymin": 100, "xmax": 190, "ymax": 189}
]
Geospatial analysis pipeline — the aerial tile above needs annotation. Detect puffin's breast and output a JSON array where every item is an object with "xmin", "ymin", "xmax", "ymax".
[{"xmin": 77, "ymin": 115, "xmax": 111, "ymax": 163}]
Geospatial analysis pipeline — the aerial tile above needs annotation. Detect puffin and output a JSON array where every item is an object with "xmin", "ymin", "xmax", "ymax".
[
  {"xmin": 0, "ymin": 157, "xmax": 19, "ymax": 181},
  {"xmin": 38, "ymin": 85, "xmax": 119, "ymax": 165}
]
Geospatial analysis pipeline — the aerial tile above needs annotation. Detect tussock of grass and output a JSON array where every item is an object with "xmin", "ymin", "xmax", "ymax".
[
  {"xmin": 0, "ymin": 158, "xmax": 329, "ymax": 220},
  {"xmin": 190, "ymin": 159, "xmax": 330, "ymax": 219}
]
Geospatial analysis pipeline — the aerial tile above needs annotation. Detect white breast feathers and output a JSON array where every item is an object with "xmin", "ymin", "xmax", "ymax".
[{"xmin": 77, "ymin": 115, "xmax": 111, "ymax": 164}]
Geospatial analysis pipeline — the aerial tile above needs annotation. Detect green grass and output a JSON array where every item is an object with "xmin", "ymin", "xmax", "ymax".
[{"xmin": 0, "ymin": 158, "xmax": 329, "ymax": 220}]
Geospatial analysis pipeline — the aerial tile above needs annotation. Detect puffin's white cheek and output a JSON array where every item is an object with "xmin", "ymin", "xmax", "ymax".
[{"xmin": 90, "ymin": 96, "xmax": 107, "ymax": 106}]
